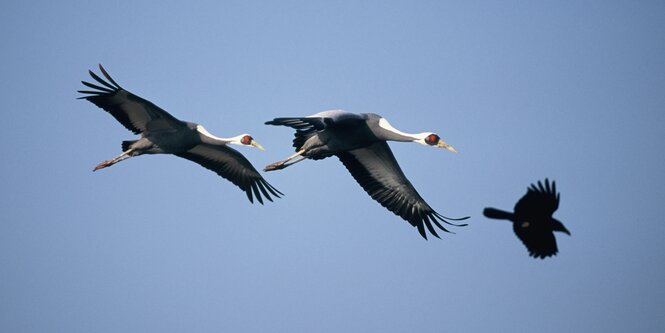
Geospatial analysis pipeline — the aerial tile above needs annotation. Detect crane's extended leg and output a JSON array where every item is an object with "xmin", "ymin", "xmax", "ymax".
[
  {"xmin": 264, "ymin": 150, "xmax": 305, "ymax": 171},
  {"xmin": 93, "ymin": 149, "xmax": 134, "ymax": 172}
]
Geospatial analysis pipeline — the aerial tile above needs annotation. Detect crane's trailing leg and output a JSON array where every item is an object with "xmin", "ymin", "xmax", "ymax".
[
  {"xmin": 264, "ymin": 150, "xmax": 306, "ymax": 171},
  {"xmin": 93, "ymin": 149, "xmax": 134, "ymax": 171}
]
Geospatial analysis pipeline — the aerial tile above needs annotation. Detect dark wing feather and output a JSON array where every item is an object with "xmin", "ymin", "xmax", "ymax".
[
  {"xmin": 265, "ymin": 117, "xmax": 329, "ymax": 132},
  {"xmin": 512, "ymin": 178, "xmax": 561, "ymax": 258},
  {"xmin": 265, "ymin": 111, "xmax": 363, "ymax": 132},
  {"xmin": 78, "ymin": 64, "xmax": 184, "ymax": 134},
  {"xmin": 265, "ymin": 117, "xmax": 330, "ymax": 151},
  {"xmin": 175, "ymin": 144, "xmax": 282, "ymax": 204},
  {"xmin": 513, "ymin": 222, "xmax": 559, "ymax": 259},
  {"xmin": 266, "ymin": 113, "xmax": 366, "ymax": 153},
  {"xmin": 514, "ymin": 178, "xmax": 559, "ymax": 221},
  {"xmin": 337, "ymin": 141, "xmax": 468, "ymax": 239}
]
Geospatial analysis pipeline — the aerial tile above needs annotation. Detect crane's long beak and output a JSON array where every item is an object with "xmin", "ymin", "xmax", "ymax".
[
  {"xmin": 251, "ymin": 140, "xmax": 265, "ymax": 151},
  {"xmin": 437, "ymin": 140, "xmax": 457, "ymax": 153}
]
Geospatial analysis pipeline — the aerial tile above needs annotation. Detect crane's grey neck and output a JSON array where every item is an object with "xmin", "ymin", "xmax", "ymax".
[{"xmin": 376, "ymin": 118, "xmax": 426, "ymax": 142}]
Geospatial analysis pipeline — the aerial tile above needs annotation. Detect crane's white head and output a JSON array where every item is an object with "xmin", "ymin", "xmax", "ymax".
[
  {"xmin": 195, "ymin": 125, "xmax": 265, "ymax": 150},
  {"xmin": 414, "ymin": 132, "xmax": 458, "ymax": 153},
  {"xmin": 228, "ymin": 134, "xmax": 265, "ymax": 150},
  {"xmin": 376, "ymin": 117, "xmax": 457, "ymax": 153}
]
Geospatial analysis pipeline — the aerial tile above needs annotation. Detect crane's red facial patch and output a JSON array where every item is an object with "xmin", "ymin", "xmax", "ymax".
[
  {"xmin": 424, "ymin": 134, "xmax": 440, "ymax": 146},
  {"xmin": 241, "ymin": 135, "xmax": 253, "ymax": 145}
]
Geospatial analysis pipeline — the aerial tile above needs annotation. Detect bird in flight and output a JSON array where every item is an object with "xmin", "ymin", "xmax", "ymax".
[
  {"xmin": 483, "ymin": 178, "xmax": 570, "ymax": 259},
  {"xmin": 264, "ymin": 110, "xmax": 468, "ymax": 239},
  {"xmin": 78, "ymin": 64, "xmax": 282, "ymax": 204}
]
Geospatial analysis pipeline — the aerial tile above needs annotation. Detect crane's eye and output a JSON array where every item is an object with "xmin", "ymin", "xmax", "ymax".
[
  {"xmin": 241, "ymin": 135, "xmax": 253, "ymax": 145},
  {"xmin": 424, "ymin": 134, "xmax": 440, "ymax": 145}
]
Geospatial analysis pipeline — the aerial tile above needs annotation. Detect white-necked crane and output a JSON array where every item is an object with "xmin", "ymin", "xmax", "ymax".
[
  {"xmin": 483, "ymin": 178, "xmax": 570, "ymax": 259},
  {"xmin": 78, "ymin": 64, "xmax": 282, "ymax": 204},
  {"xmin": 264, "ymin": 110, "xmax": 468, "ymax": 239}
]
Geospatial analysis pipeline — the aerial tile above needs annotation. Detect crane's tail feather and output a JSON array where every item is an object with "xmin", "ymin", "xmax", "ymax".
[{"xmin": 483, "ymin": 208, "xmax": 514, "ymax": 220}]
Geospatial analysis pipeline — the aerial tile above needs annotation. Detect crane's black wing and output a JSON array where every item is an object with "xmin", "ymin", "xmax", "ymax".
[
  {"xmin": 78, "ymin": 64, "xmax": 185, "ymax": 134},
  {"xmin": 175, "ymin": 143, "xmax": 282, "ymax": 204},
  {"xmin": 512, "ymin": 179, "xmax": 561, "ymax": 258},
  {"xmin": 266, "ymin": 111, "xmax": 363, "ymax": 132},
  {"xmin": 266, "ymin": 111, "xmax": 365, "ymax": 152},
  {"xmin": 337, "ymin": 141, "xmax": 468, "ymax": 239},
  {"xmin": 265, "ymin": 117, "xmax": 328, "ymax": 132}
]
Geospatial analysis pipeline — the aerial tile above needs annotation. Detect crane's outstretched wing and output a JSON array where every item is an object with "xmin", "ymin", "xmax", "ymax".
[
  {"xmin": 514, "ymin": 178, "xmax": 559, "ymax": 220},
  {"xmin": 266, "ymin": 111, "xmax": 366, "ymax": 152},
  {"xmin": 78, "ymin": 64, "xmax": 185, "ymax": 134},
  {"xmin": 337, "ymin": 141, "xmax": 468, "ymax": 239},
  {"xmin": 265, "ymin": 110, "xmax": 363, "ymax": 132},
  {"xmin": 265, "ymin": 117, "xmax": 328, "ymax": 132},
  {"xmin": 513, "ymin": 222, "xmax": 559, "ymax": 259},
  {"xmin": 175, "ymin": 144, "xmax": 283, "ymax": 204}
]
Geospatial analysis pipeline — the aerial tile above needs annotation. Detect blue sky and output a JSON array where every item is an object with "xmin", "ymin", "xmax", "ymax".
[{"xmin": 1, "ymin": 1, "xmax": 664, "ymax": 332}]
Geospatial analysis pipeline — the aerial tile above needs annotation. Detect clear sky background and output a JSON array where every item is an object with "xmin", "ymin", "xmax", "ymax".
[{"xmin": 1, "ymin": 1, "xmax": 664, "ymax": 332}]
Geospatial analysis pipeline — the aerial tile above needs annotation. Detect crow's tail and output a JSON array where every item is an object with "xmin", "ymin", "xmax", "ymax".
[{"xmin": 483, "ymin": 208, "xmax": 514, "ymax": 220}]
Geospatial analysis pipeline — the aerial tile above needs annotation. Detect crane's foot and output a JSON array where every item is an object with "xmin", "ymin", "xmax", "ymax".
[
  {"xmin": 264, "ymin": 156, "xmax": 307, "ymax": 172},
  {"xmin": 264, "ymin": 161, "xmax": 287, "ymax": 172},
  {"xmin": 93, "ymin": 160, "xmax": 114, "ymax": 171},
  {"xmin": 93, "ymin": 150, "xmax": 134, "ymax": 172}
]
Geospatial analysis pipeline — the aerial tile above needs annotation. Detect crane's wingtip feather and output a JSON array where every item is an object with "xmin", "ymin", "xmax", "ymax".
[
  {"xmin": 416, "ymin": 222, "xmax": 428, "ymax": 240},
  {"xmin": 424, "ymin": 220, "xmax": 441, "ymax": 239},
  {"xmin": 245, "ymin": 189, "xmax": 254, "ymax": 204}
]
